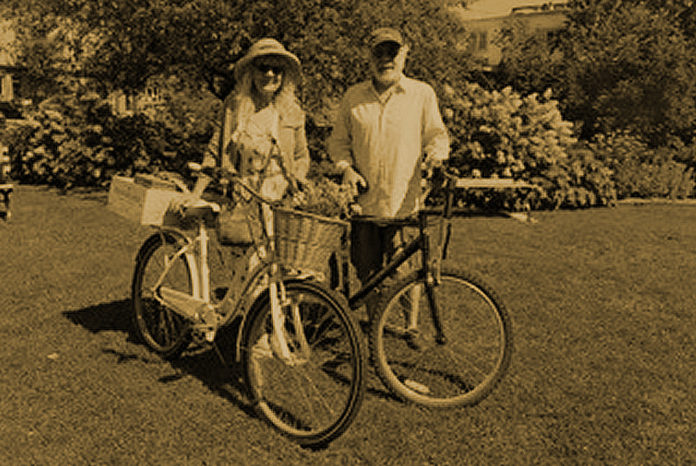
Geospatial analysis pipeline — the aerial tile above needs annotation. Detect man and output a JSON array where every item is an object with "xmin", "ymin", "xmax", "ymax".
[{"xmin": 328, "ymin": 27, "xmax": 450, "ymax": 284}]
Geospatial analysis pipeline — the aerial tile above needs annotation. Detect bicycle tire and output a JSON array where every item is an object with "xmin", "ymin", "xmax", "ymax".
[
  {"xmin": 131, "ymin": 232, "xmax": 193, "ymax": 359},
  {"xmin": 241, "ymin": 280, "xmax": 366, "ymax": 447},
  {"xmin": 370, "ymin": 266, "xmax": 512, "ymax": 408}
]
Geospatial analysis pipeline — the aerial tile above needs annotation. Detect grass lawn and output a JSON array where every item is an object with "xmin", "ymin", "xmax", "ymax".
[{"xmin": 1, "ymin": 185, "xmax": 694, "ymax": 465}]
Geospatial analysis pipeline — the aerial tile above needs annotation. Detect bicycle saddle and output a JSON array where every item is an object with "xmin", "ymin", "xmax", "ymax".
[{"xmin": 180, "ymin": 199, "xmax": 221, "ymax": 222}]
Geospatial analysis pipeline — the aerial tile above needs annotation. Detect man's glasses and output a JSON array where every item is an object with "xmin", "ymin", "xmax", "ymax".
[{"xmin": 255, "ymin": 63, "xmax": 284, "ymax": 74}]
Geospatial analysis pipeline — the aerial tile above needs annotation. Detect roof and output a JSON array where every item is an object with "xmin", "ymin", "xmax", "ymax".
[{"xmin": 452, "ymin": 0, "xmax": 569, "ymax": 21}]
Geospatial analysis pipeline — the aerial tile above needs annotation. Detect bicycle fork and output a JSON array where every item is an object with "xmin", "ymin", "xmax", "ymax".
[
  {"xmin": 262, "ymin": 203, "xmax": 310, "ymax": 365},
  {"xmin": 265, "ymin": 266, "xmax": 310, "ymax": 364},
  {"xmin": 414, "ymin": 211, "xmax": 448, "ymax": 345}
]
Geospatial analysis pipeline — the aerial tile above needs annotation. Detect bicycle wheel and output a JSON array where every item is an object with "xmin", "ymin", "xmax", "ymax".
[
  {"xmin": 131, "ymin": 232, "xmax": 193, "ymax": 359},
  {"xmin": 370, "ymin": 266, "xmax": 512, "ymax": 408},
  {"xmin": 241, "ymin": 280, "xmax": 365, "ymax": 447}
]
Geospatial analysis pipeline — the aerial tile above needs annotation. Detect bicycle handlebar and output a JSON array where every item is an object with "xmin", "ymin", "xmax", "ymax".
[
  {"xmin": 187, "ymin": 162, "xmax": 280, "ymax": 207},
  {"xmin": 349, "ymin": 167, "xmax": 538, "ymax": 224}
]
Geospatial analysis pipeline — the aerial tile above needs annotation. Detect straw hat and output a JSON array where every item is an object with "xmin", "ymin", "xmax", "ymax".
[{"xmin": 233, "ymin": 38, "xmax": 302, "ymax": 83}]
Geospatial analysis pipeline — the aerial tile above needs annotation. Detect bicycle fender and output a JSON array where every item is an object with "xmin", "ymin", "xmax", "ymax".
[
  {"xmin": 134, "ymin": 228, "xmax": 191, "ymax": 264},
  {"xmin": 133, "ymin": 228, "xmax": 201, "ymax": 301}
]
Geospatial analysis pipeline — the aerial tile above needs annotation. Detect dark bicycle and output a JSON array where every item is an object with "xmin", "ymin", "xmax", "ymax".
[{"xmin": 337, "ymin": 171, "xmax": 532, "ymax": 408}]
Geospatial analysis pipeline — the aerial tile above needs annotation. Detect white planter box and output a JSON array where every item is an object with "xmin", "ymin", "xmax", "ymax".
[{"xmin": 107, "ymin": 175, "xmax": 186, "ymax": 225}]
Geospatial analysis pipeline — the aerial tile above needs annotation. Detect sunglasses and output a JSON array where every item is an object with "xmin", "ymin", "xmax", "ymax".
[
  {"xmin": 372, "ymin": 43, "xmax": 401, "ymax": 59},
  {"xmin": 255, "ymin": 63, "xmax": 285, "ymax": 74}
]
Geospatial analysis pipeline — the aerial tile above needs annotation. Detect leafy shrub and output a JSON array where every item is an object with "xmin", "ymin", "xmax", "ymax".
[
  {"xmin": 441, "ymin": 82, "xmax": 616, "ymax": 209},
  {"xmin": 1, "ymin": 120, "xmax": 37, "ymax": 178},
  {"xmin": 11, "ymin": 91, "xmax": 210, "ymax": 190},
  {"xmin": 590, "ymin": 132, "xmax": 695, "ymax": 199},
  {"xmin": 550, "ymin": 145, "xmax": 617, "ymax": 208}
]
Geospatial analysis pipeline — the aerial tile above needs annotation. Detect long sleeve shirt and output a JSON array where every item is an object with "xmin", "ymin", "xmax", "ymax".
[{"xmin": 327, "ymin": 75, "xmax": 449, "ymax": 217}]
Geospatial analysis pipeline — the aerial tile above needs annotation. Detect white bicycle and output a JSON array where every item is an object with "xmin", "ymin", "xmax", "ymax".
[{"xmin": 130, "ymin": 163, "xmax": 365, "ymax": 447}]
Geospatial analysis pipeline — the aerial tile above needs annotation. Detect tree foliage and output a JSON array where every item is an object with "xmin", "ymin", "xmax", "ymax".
[
  {"xmin": 6, "ymin": 0, "xmax": 473, "ymax": 123},
  {"xmin": 494, "ymin": 0, "xmax": 696, "ymax": 146},
  {"xmin": 562, "ymin": 0, "xmax": 696, "ymax": 144},
  {"xmin": 7, "ymin": 0, "xmax": 695, "ymax": 202}
]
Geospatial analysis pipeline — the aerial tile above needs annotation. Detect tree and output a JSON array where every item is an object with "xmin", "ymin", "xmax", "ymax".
[
  {"xmin": 493, "ymin": 0, "xmax": 696, "ymax": 145},
  {"xmin": 493, "ymin": 18, "xmax": 566, "ymax": 100},
  {"xmin": 561, "ymin": 0, "xmax": 696, "ymax": 144},
  {"xmin": 6, "ymin": 0, "xmax": 474, "ymax": 125}
]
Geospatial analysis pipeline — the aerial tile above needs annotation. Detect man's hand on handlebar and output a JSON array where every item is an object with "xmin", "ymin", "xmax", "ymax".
[{"xmin": 342, "ymin": 166, "xmax": 368, "ymax": 197}]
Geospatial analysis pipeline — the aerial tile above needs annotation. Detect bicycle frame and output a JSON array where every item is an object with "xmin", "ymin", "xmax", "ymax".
[
  {"xmin": 344, "ymin": 173, "xmax": 534, "ymax": 344},
  {"xmin": 149, "ymin": 222, "xmax": 217, "ymax": 341},
  {"xmin": 147, "ymin": 164, "xmax": 308, "ymax": 362},
  {"xmin": 346, "ymin": 171, "xmax": 462, "ymax": 310}
]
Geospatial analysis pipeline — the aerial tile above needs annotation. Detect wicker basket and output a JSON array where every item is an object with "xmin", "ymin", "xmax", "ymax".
[{"xmin": 274, "ymin": 207, "xmax": 349, "ymax": 276}]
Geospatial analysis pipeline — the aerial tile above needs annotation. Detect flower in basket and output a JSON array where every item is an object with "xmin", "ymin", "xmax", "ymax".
[{"xmin": 284, "ymin": 176, "xmax": 355, "ymax": 218}]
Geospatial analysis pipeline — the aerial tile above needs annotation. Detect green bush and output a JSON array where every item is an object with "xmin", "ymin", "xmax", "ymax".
[
  {"xmin": 494, "ymin": 1, "xmax": 696, "ymax": 146},
  {"xmin": 590, "ymin": 132, "xmax": 695, "ymax": 199},
  {"xmin": 11, "ymin": 91, "xmax": 210, "ymax": 190},
  {"xmin": 1, "ymin": 120, "xmax": 37, "ymax": 178},
  {"xmin": 441, "ymin": 82, "xmax": 616, "ymax": 209}
]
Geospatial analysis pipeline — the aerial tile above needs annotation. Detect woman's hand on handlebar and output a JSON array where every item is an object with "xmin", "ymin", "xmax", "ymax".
[
  {"xmin": 187, "ymin": 162, "xmax": 236, "ymax": 197},
  {"xmin": 187, "ymin": 162, "xmax": 237, "ymax": 180},
  {"xmin": 168, "ymin": 191, "xmax": 211, "ymax": 216}
]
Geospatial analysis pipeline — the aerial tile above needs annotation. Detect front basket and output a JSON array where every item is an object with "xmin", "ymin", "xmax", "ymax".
[{"xmin": 273, "ymin": 207, "xmax": 348, "ymax": 277}]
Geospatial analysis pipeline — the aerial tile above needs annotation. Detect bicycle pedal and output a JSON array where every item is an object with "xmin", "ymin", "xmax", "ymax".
[
  {"xmin": 192, "ymin": 326, "xmax": 217, "ymax": 344},
  {"xmin": 404, "ymin": 328, "xmax": 424, "ymax": 350}
]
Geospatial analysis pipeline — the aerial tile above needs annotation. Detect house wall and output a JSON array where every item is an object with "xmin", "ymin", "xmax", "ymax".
[
  {"xmin": 458, "ymin": 4, "xmax": 569, "ymax": 69},
  {"xmin": 1, "ymin": 71, "xmax": 13, "ymax": 101},
  {"xmin": 1, "ymin": 18, "xmax": 17, "ymax": 103}
]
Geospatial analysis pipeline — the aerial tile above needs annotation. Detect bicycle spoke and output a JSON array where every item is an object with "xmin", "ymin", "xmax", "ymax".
[
  {"xmin": 437, "ymin": 342, "xmax": 494, "ymax": 386},
  {"xmin": 278, "ymin": 360, "xmax": 319, "ymax": 425},
  {"xmin": 294, "ymin": 363, "xmax": 335, "ymax": 419}
]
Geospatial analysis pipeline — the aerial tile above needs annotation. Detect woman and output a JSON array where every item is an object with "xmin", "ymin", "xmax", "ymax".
[{"xmin": 193, "ymin": 37, "xmax": 309, "ymax": 200}]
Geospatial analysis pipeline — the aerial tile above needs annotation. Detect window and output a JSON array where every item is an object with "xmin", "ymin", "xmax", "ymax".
[
  {"xmin": 467, "ymin": 31, "xmax": 489, "ymax": 53},
  {"xmin": 478, "ymin": 31, "xmax": 488, "ymax": 51}
]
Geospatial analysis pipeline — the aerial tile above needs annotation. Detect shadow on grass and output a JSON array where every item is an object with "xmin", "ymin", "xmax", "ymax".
[
  {"xmin": 63, "ymin": 299, "xmax": 132, "ymax": 334},
  {"xmin": 63, "ymin": 300, "xmax": 254, "ymax": 417},
  {"xmin": 63, "ymin": 299, "xmax": 402, "ymax": 435}
]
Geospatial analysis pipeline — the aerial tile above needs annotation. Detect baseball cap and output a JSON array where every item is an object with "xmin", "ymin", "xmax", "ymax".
[{"xmin": 369, "ymin": 27, "xmax": 404, "ymax": 49}]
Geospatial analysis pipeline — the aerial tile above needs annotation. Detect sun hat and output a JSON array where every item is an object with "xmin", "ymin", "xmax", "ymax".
[
  {"xmin": 233, "ymin": 38, "xmax": 302, "ymax": 82},
  {"xmin": 368, "ymin": 27, "xmax": 404, "ymax": 49}
]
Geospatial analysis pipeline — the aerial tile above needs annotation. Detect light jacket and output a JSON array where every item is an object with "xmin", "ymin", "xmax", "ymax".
[{"xmin": 204, "ymin": 94, "xmax": 310, "ymax": 183}]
